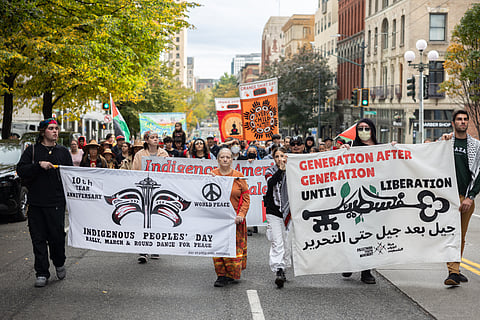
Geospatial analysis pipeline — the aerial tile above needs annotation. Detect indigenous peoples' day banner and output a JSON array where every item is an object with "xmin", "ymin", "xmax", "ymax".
[
  {"xmin": 59, "ymin": 166, "xmax": 237, "ymax": 257},
  {"xmin": 286, "ymin": 142, "xmax": 461, "ymax": 275},
  {"xmin": 215, "ymin": 98, "xmax": 244, "ymax": 142},
  {"xmin": 139, "ymin": 112, "xmax": 186, "ymax": 137},
  {"xmin": 141, "ymin": 157, "xmax": 274, "ymax": 226},
  {"xmin": 239, "ymin": 78, "xmax": 279, "ymax": 141}
]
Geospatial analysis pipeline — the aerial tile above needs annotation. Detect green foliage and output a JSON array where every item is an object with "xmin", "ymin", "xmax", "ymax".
[
  {"xmin": 261, "ymin": 48, "xmax": 335, "ymax": 135},
  {"xmin": 440, "ymin": 4, "xmax": 480, "ymax": 136}
]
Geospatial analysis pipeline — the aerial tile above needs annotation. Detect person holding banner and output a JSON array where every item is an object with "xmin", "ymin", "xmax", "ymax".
[
  {"xmin": 341, "ymin": 118, "xmax": 378, "ymax": 284},
  {"xmin": 441, "ymin": 109, "xmax": 480, "ymax": 286},
  {"xmin": 17, "ymin": 118, "xmax": 73, "ymax": 287},
  {"xmin": 211, "ymin": 148, "xmax": 250, "ymax": 287},
  {"xmin": 264, "ymin": 147, "xmax": 291, "ymax": 288}
]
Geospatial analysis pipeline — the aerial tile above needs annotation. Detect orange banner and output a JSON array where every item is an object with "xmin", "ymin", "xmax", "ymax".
[
  {"xmin": 215, "ymin": 98, "xmax": 244, "ymax": 142},
  {"xmin": 239, "ymin": 78, "xmax": 279, "ymax": 141}
]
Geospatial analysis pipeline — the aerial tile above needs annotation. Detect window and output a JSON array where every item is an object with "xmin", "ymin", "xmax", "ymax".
[
  {"xmin": 392, "ymin": 19, "xmax": 396, "ymax": 48},
  {"xmin": 428, "ymin": 61, "xmax": 446, "ymax": 98},
  {"xmin": 400, "ymin": 15, "xmax": 405, "ymax": 46},
  {"xmin": 321, "ymin": 18, "xmax": 323, "ymax": 32},
  {"xmin": 382, "ymin": 0, "xmax": 389, "ymax": 9},
  {"xmin": 381, "ymin": 19, "xmax": 389, "ymax": 49},
  {"xmin": 368, "ymin": 0, "xmax": 372, "ymax": 16},
  {"xmin": 367, "ymin": 30, "xmax": 371, "ymax": 55},
  {"xmin": 430, "ymin": 14, "xmax": 446, "ymax": 41},
  {"xmin": 328, "ymin": 13, "xmax": 331, "ymax": 27},
  {"xmin": 176, "ymin": 53, "xmax": 180, "ymax": 58},
  {"xmin": 176, "ymin": 37, "xmax": 180, "ymax": 42},
  {"xmin": 374, "ymin": 27, "xmax": 378, "ymax": 54}
]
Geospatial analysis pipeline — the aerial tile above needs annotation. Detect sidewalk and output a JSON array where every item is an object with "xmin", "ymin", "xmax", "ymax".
[{"xmin": 377, "ymin": 214, "xmax": 480, "ymax": 320}]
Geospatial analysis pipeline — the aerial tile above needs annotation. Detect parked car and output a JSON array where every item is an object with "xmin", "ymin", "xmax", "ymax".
[{"xmin": 0, "ymin": 139, "xmax": 28, "ymax": 221}]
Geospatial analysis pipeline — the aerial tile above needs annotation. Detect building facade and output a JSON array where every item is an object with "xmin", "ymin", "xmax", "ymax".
[
  {"xmin": 195, "ymin": 78, "xmax": 218, "ymax": 93},
  {"xmin": 364, "ymin": 0, "xmax": 476, "ymax": 143},
  {"xmin": 231, "ymin": 54, "xmax": 261, "ymax": 77},
  {"xmin": 187, "ymin": 57, "xmax": 195, "ymax": 89},
  {"xmin": 238, "ymin": 63, "xmax": 260, "ymax": 84},
  {"xmin": 261, "ymin": 16, "xmax": 289, "ymax": 73},
  {"xmin": 282, "ymin": 14, "xmax": 315, "ymax": 59}
]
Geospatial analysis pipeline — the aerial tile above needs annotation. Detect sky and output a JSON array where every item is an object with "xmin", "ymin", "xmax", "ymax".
[{"xmin": 187, "ymin": 0, "xmax": 318, "ymax": 79}]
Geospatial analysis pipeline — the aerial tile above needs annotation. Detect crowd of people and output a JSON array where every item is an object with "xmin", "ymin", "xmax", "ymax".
[{"xmin": 17, "ymin": 113, "xmax": 479, "ymax": 289}]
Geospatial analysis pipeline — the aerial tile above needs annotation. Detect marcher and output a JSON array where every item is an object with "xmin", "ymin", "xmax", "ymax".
[
  {"xmin": 103, "ymin": 148, "xmax": 119, "ymax": 169},
  {"xmin": 174, "ymin": 137, "xmax": 187, "ymax": 157},
  {"xmin": 117, "ymin": 141, "xmax": 131, "ymax": 164},
  {"xmin": 80, "ymin": 140, "xmax": 107, "ymax": 168},
  {"xmin": 231, "ymin": 139, "xmax": 247, "ymax": 160},
  {"xmin": 264, "ymin": 147, "xmax": 291, "ymax": 288},
  {"xmin": 132, "ymin": 131, "xmax": 168, "ymax": 263},
  {"xmin": 69, "ymin": 139, "xmax": 83, "ymax": 167},
  {"xmin": 78, "ymin": 136, "xmax": 86, "ymax": 149},
  {"xmin": 189, "ymin": 138, "xmax": 215, "ymax": 159},
  {"xmin": 119, "ymin": 141, "xmax": 137, "ymax": 170},
  {"xmin": 211, "ymin": 148, "xmax": 250, "ymax": 287},
  {"xmin": 163, "ymin": 136, "xmax": 179, "ymax": 157},
  {"xmin": 304, "ymin": 136, "xmax": 315, "ymax": 153},
  {"xmin": 341, "ymin": 118, "xmax": 378, "ymax": 284},
  {"xmin": 112, "ymin": 135, "xmax": 125, "ymax": 158},
  {"xmin": 206, "ymin": 134, "xmax": 220, "ymax": 158},
  {"xmin": 289, "ymin": 136, "xmax": 305, "ymax": 154},
  {"xmin": 172, "ymin": 122, "xmax": 187, "ymax": 146},
  {"xmin": 441, "ymin": 109, "xmax": 480, "ymax": 286},
  {"xmin": 324, "ymin": 137, "xmax": 333, "ymax": 151},
  {"xmin": 17, "ymin": 118, "xmax": 73, "ymax": 287}
]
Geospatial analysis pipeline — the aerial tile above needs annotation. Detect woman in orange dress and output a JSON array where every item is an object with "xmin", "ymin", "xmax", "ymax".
[{"xmin": 211, "ymin": 148, "xmax": 250, "ymax": 287}]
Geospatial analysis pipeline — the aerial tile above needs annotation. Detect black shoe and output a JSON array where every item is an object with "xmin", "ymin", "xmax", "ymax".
[
  {"xmin": 214, "ymin": 276, "xmax": 227, "ymax": 287},
  {"xmin": 444, "ymin": 272, "xmax": 461, "ymax": 286},
  {"xmin": 224, "ymin": 276, "xmax": 239, "ymax": 284},
  {"xmin": 138, "ymin": 254, "xmax": 148, "ymax": 264},
  {"xmin": 247, "ymin": 229, "xmax": 253, "ymax": 236},
  {"xmin": 458, "ymin": 273, "xmax": 468, "ymax": 282},
  {"xmin": 253, "ymin": 226, "xmax": 258, "ymax": 233},
  {"xmin": 275, "ymin": 269, "xmax": 285, "ymax": 288},
  {"xmin": 361, "ymin": 270, "xmax": 376, "ymax": 284},
  {"xmin": 342, "ymin": 272, "xmax": 352, "ymax": 278}
]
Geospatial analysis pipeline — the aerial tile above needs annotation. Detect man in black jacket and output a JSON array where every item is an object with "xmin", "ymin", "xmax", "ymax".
[{"xmin": 17, "ymin": 118, "xmax": 73, "ymax": 287}]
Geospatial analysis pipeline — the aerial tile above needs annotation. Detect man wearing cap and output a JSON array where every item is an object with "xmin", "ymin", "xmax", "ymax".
[
  {"xmin": 289, "ymin": 136, "xmax": 305, "ymax": 154},
  {"xmin": 112, "ymin": 135, "xmax": 125, "ymax": 159},
  {"xmin": 324, "ymin": 137, "xmax": 333, "ymax": 151},
  {"xmin": 17, "ymin": 118, "xmax": 73, "ymax": 287},
  {"xmin": 206, "ymin": 134, "xmax": 220, "ymax": 158}
]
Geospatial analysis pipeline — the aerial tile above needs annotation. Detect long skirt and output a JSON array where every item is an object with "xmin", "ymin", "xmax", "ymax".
[{"xmin": 213, "ymin": 221, "xmax": 247, "ymax": 279}]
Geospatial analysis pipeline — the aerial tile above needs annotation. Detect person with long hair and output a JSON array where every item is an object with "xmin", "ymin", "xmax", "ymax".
[
  {"xmin": 80, "ymin": 140, "xmax": 107, "ymax": 168},
  {"xmin": 69, "ymin": 139, "xmax": 83, "ymax": 167},
  {"xmin": 341, "ymin": 118, "xmax": 378, "ymax": 284},
  {"xmin": 172, "ymin": 122, "xmax": 186, "ymax": 146},
  {"xmin": 17, "ymin": 118, "xmax": 73, "ymax": 287},
  {"xmin": 264, "ymin": 147, "xmax": 291, "ymax": 288},
  {"xmin": 189, "ymin": 138, "xmax": 215, "ymax": 159},
  {"xmin": 210, "ymin": 148, "xmax": 250, "ymax": 287},
  {"xmin": 120, "ymin": 140, "xmax": 143, "ymax": 170}
]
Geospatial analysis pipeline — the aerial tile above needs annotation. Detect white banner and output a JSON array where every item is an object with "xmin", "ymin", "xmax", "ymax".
[
  {"xmin": 59, "ymin": 166, "xmax": 237, "ymax": 257},
  {"xmin": 141, "ymin": 157, "xmax": 274, "ymax": 226},
  {"xmin": 286, "ymin": 142, "xmax": 461, "ymax": 275}
]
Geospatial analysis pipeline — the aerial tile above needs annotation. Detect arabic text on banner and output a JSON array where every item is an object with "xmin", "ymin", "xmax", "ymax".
[
  {"xmin": 141, "ymin": 157, "xmax": 274, "ymax": 226},
  {"xmin": 215, "ymin": 97, "xmax": 244, "ymax": 141},
  {"xmin": 239, "ymin": 78, "xmax": 279, "ymax": 141},
  {"xmin": 286, "ymin": 142, "xmax": 461, "ymax": 275},
  {"xmin": 59, "ymin": 166, "xmax": 237, "ymax": 257}
]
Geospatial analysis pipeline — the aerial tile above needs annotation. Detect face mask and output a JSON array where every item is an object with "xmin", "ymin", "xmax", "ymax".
[
  {"xmin": 247, "ymin": 152, "xmax": 257, "ymax": 159},
  {"xmin": 358, "ymin": 130, "xmax": 371, "ymax": 141},
  {"xmin": 231, "ymin": 145, "xmax": 240, "ymax": 154}
]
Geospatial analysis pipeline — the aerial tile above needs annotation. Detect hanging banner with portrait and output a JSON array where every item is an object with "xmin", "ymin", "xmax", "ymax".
[
  {"xmin": 215, "ymin": 98, "xmax": 244, "ymax": 142},
  {"xmin": 286, "ymin": 142, "xmax": 461, "ymax": 275},
  {"xmin": 239, "ymin": 78, "xmax": 279, "ymax": 141}
]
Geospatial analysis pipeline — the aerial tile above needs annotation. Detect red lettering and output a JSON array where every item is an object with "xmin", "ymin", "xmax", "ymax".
[
  {"xmin": 254, "ymin": 166, "xmax": 263, "ymax": 176},
  {"xmin": 301, "ymin": 176, "xmax": 309, "ymax": 185},
  {"xmin": 145, "ymin": 159, "xmax": 152, "ymax": 171},
  {"xmin": 185, "ymin": 165, "xmax": 193, "ymax": 174},
  {"xmin": 299, "ymin": 161, "xmax": 307, "ymax": 170}
]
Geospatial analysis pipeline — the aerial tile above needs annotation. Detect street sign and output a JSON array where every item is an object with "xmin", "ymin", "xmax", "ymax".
[
  {"xmin": 104, "ymin": 115, "xmax": 113, "ymax": 123},
  {"xmin": 364, "ymin": 111, "xmax": 377, "ymax": 115}
]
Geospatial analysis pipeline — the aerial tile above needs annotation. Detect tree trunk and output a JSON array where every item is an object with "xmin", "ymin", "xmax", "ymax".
[
  {"xmin": 2, "ymin": 73, "xmax": 16, "ymax": 139},
  {"xmin": 43, "ymin": 90, "xmax": 53, "ymax": 119}
]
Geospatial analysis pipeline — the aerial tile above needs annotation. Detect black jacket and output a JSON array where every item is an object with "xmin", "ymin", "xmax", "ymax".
[
  {"xmin": 263, "ymin": 169, "xmax": 284, "ymax": 218},
  {"xmin": 17, "ymin": 143, "xmax": 73, "ymax": 206}
]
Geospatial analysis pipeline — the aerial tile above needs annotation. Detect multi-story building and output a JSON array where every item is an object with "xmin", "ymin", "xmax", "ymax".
[
  {"xmin": 364, "ymin": 0, "xmax": 476, "ymax": 143},
  {"xmin": 186, "ymin": 57, "xmax": 195, "ymax": 89},
  {"xmin": 282, "ymin": 14, "xmax": 315, "ymax": 59},
  {"xmin": 261, "ymin": 16, "xmax": 289, "ymax": 73},
  {"xmin": 231, "ymin": 54, "xmax": 261, "ymax": 77},
  {"xmin": 195, "ymin": 78, "xmax": 218, "ymax": 93},
  {"xmin": 238, "ymin": 63, "xmax": 260, "ymax": 84}
]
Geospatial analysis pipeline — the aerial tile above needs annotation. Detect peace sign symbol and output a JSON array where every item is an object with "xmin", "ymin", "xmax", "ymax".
[{"xmin": 202, "ymin": 183, "xmax": 221, "ymax": 201}]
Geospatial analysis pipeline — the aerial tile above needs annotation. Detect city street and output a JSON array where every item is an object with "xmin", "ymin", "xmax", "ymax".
[{"xmin": 2, "ymin": 208, "xmax": 480, "ymax": 320}]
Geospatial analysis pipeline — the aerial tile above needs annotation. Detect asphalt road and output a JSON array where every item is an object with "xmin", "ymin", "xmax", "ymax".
[{"xmin": 1, "ymin": 217, "xmax": 434, "ymax": 320}]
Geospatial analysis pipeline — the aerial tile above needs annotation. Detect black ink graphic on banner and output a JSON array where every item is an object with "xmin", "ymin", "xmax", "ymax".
[
  {"xmin": 202, "ymin": 183, "xmax": 221, "ymax": 201},
  {"xmin": 105, "ymin": 177, "xmax": 191, "ymax": 228}
]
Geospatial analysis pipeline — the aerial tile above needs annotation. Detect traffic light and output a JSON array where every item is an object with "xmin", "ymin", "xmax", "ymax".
[
  {"xmin": 351, "ymin": 89, "xmax": 359, "ymax": 106},
  {"xmin": 361, "ymin": 88, "xmax": 370, "ymax": 106},
  {"xmin": 101, "ymin": 123, "xmax": 106, "ymax": 130},
  {"xmin": 102, "ymin": 102, "xmax": 110, "ymax": 110},
  {"xmin": 423, "ymin": 75, "xmax": 429, "ymax": 100},
  {"xmin": 406, "ymin": 76, "xmax": 416, "ymax": 101}
]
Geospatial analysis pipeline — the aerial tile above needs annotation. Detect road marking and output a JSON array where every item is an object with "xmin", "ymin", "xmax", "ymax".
[
  {"xmin": 473, "ymin": 214, "xmax": 480, "ymax": 219},
  {"xmin": 460, "ymin": 262, "xmax": 480, "ymax": 276},
  {"xmin": 247, "ymin": 290, "xmax": 265, "ymax": 320}
]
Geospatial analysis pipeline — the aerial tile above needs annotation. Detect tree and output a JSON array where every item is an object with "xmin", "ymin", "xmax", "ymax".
[
  {"xmin": 1, "ymin": 0, "xmax": 196, "ymax": 138},
  {"xmin": 440, "ymin": 4, "xmax": 480, "ymax": 136},
  {"xmin": 261, "ymin": 48, "xmax": 335, "ymax": 136},
  {"xmin": 208, "ymin": 73, "xmax": 239, "ymax": 119}
]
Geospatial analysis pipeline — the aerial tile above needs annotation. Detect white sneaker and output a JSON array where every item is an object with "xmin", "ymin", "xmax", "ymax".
[{"xmin": 35, "ymin": 276, "xmax": 48, "ymax": 287}]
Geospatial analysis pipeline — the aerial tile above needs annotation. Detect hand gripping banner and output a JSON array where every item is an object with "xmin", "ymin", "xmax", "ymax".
[
  {"xmin": 215, "ymin": 97, "xmax": 244, "ymax": 142},
  {"xmin": 239, "ymin": 78, "xmax": 279, "ymax": 141},
  {"xmin": 59, "ymin": 166, "xmax": 236, "ymax": 257},
  {"xmin": 286, "ymin": 142, "xmax": 461, "ymax": 275}
]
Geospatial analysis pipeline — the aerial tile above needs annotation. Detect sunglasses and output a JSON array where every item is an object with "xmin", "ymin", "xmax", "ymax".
[
  {"xmin": 358, "ymin": 127, "xmax": 371, "ymax": 132},
  {"xmin": 290, "ymin": 141, "xmax": 303, "ymax": 146}
]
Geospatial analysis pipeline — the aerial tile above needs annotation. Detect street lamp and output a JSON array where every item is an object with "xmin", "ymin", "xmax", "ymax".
[{"xmin": 404, "ymin": 39, "xmax": 439, "ymax": 144}]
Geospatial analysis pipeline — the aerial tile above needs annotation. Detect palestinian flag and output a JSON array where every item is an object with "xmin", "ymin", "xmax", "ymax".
[
  {"xmin": 110, "ymin": 95, "xmax": 131, "ymax": 142},
  {"xmin": 335, "ymin": 123, "xmax": 357, "ymax": 142}
]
